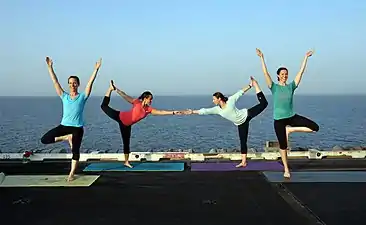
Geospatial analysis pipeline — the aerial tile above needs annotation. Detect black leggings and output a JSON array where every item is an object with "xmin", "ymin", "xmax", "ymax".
[
  {"xmin": 100, "ymin": 96, "xmax": 132, "ymax": 154},
  {"xmin": 237, "ymin": 91, "xmax": 268, "ymax": 154},
  {"xmin": 274, "ymin": 114, "xmax": 319, "ymax": 150},
  {"xmin": 41, "ymin": 125, "xmax": 84, "ymax": 160}
]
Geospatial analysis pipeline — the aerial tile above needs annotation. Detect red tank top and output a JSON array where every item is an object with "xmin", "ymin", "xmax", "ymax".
[{"xmin": 119, "ymin": 99, "xmax": 153, "ymax": 126}]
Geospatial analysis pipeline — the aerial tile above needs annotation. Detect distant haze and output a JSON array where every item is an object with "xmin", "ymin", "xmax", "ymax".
[{"xmin": 1, "ymin": 0, "xmax": 365, "ymax": 96}]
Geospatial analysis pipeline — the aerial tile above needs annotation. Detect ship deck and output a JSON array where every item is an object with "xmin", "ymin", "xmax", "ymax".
[{"xmin": 1, "ymin": 158, "xmax": 366, "ymax": 225}]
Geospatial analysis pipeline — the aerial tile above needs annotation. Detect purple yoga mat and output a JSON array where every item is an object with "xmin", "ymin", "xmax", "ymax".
[{"xmin": 191, "ymin": 161, "xmax": 283, "ymax": 171}]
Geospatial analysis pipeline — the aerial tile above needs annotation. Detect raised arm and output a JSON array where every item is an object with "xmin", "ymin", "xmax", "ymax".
[
  {"xmin": 116, "ymin": 88, "xmax": 135, "ymax": 104},
  {"xmin": 46, "ymin": 57, "xmax": 64, "ymax": 97},
  {"xmin": 84, "ymin": 58, "xmax": 102, "ymax": 98},
  {"xmin": 256, "ymin": 48, "xmax": 273, "ymax": 88},
  {"xmin": 229, "ymin": 81, "xmax": 252, "ymax": 102},
  {"xmin": 294, "ymin": 50, "xmax": 313, "ymax": 87},
  {"xmin": 110, "ymin": 80, "xmax": 135, "ymax": 104}
]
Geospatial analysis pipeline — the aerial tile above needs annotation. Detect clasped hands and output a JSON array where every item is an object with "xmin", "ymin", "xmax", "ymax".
[{"xmin": 173, "ymin": 109, "xmax": 194, "ymax": 115}]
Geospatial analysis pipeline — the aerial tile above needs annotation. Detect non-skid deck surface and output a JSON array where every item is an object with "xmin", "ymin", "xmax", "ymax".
[
  {"xmin": 264, "ymin": 171, "xmax": 366, "ymax": 183},
  {"xmin": 191, "ymin": 161, "xmax": 283, "ymax": 171},
  {"xmin": 0, "ymin": 173, "xmax": 99, "ymax": 187},
  {"xmin": 0, "ymin": 171, "xmax": 311, "ymax": 225},
  {"xmin": 1, "ymin": 161, "xmax": 366, "ymax": 225},
  {"xmin": 83, "ymin": 162, "xmax": 184, "ymax": 172},
  {"xmin": 285, "ymin": 183, "xmax": 366, "ymax": 225}
]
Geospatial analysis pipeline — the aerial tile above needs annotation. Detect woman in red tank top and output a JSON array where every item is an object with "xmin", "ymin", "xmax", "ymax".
[{"xmin": 101, "ymin": 80, "xmax": 187, "ymax": 168}]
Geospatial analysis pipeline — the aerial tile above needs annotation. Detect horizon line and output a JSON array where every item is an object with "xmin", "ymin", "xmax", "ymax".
[{"xmin": 1, "ymin": 93, "xmax": 366, "ymax": 97}]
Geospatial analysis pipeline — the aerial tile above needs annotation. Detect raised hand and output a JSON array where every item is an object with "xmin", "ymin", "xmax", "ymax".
[
  {"xmin": 46, "ymin": 56, "xmax": 53, "ymax": 67},
  {"xmin": 95, "ymin": 58, "xmax": 102, "ymax": 69},
  {"xmin": 306, "ymin": 50, "xmax": 313, "ymax": 57},
  {"xmin": 256, "ymin": 48, "xmax": 263, "ymax": 57}
]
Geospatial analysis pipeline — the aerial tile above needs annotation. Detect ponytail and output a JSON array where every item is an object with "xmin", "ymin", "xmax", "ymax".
[{"xmin": 213, "ymin": 92, "xmax": 228, "ymax": 102}]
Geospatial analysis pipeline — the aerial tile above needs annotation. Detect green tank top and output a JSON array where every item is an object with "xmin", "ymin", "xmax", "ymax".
[{"xmin": 270, "ymin": 81, "xmax": 297, "ymax": 120}]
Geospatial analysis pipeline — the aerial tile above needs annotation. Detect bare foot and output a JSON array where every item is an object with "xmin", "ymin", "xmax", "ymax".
[
  {"xmin": 283, "ymin": 171, "xmax": 291, "ymax": 179},
  {"xmin": 67, "ymin": 174, "xmax": 75, "ymax": 182},
  {"xmin": 236, "ymin": 162, "xmax": 247, "ymax": 168},
  {"xmin": 124, "ymin": 162, "xmax": 133, "ymax": 168},
  {"xmin": 110, "ymin": 80, "xmax": 116, "ymax": 90}
]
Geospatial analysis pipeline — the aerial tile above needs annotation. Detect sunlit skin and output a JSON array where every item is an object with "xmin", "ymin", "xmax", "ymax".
[
  {"xmin": 68, "ymin": 78, "xmax": 79, "ymax": 96},
  {"xmin": 142, "ymin": 95, "xmax": 153, "ymax": 107},
  {"xmin": 277, "ymin": 69, "xmax": 289, "ymax": 85}
]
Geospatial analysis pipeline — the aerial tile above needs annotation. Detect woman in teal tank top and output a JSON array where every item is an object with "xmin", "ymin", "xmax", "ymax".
[{"xmin": 256, "ymin": 49, "xmax": 319, "ymax": 179}]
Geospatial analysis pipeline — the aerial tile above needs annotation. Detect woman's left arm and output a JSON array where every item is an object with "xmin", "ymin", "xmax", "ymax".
[
  {"xmin": 294, "ymin": 50, "xmax": 313, "ymax": 87},
  {"xmin": 85, "ymin": 58, "xmax": 102, "ymax": 98}
]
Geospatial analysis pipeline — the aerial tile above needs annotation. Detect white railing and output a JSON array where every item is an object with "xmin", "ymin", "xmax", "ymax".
[{"xmin": 0, "ymin": 149, "xmax": 365, "ymax": 162}]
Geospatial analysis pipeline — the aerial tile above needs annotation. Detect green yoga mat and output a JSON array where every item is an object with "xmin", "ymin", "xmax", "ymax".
[{"xmin": 0, "ymin": 172, "xmax": 100, "ymax": 187}]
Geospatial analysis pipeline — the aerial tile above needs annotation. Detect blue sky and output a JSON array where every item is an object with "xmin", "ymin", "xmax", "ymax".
[{"xmin": 1, "ymin": 0, "xmax": 365, "ymax": 96}]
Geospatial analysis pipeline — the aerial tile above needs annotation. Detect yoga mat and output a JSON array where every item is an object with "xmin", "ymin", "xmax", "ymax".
[
  {"xmin": 263, "ymin": 171, "xmax": 366, "ymax": 183},
  {"xmin": 83, "ymin": 162, "xmax": 185, "ymax": 172},
  {"xmin": 191, "ymin": 161, "xmax": 283, "ymax": 171},
  {"xmin": 0, "ymin": 173, "xmax": 100, "ymax": 187}
]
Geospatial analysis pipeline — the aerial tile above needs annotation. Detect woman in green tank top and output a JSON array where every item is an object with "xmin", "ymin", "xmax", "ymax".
[{"xmin": 256, "ymin": 48, "xmax": 319, "ymax": 179}]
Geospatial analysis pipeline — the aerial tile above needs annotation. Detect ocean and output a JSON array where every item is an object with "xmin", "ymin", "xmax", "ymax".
[{"xmin": 0, "ymin": 95, "xmax": 365, "ymax": 153}]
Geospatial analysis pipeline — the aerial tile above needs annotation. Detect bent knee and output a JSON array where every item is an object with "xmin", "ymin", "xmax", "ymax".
[
  {"xmin": 72, "ymin": 153, "xmax": 80, "ymax": 161},
  {"xmin": 41, "ymin": 136, "xmax": 52, "ymax": 144},
  {"xmin": 312, "ymin": 123, "xmax": 320, "ymax": 132}
]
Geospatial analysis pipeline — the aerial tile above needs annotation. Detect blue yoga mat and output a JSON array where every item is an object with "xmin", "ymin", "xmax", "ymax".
[{"xmin": 83, "ymin": 162, "xmax": 185, "ymax": 172}]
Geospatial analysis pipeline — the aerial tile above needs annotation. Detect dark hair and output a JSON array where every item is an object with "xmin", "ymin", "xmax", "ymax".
[
  {"xmin": 276, "ymin": 67, "xmax": 288, "ymax": 81},
  {"xmin": 213, "ymin": 92, "xmax": 228, "ymax": 102},
  {"xmin": 68, "ymin": 76, "xmax": 80, "ymax": 85},
  {"xmin": 138, "ymin": 91, "xmax": 153, "ymax": 100}
]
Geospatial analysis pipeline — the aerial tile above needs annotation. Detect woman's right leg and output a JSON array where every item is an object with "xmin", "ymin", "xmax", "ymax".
[{"xmin": 274, "ymin": 119, "xmax": 291, "ymax": 178}]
